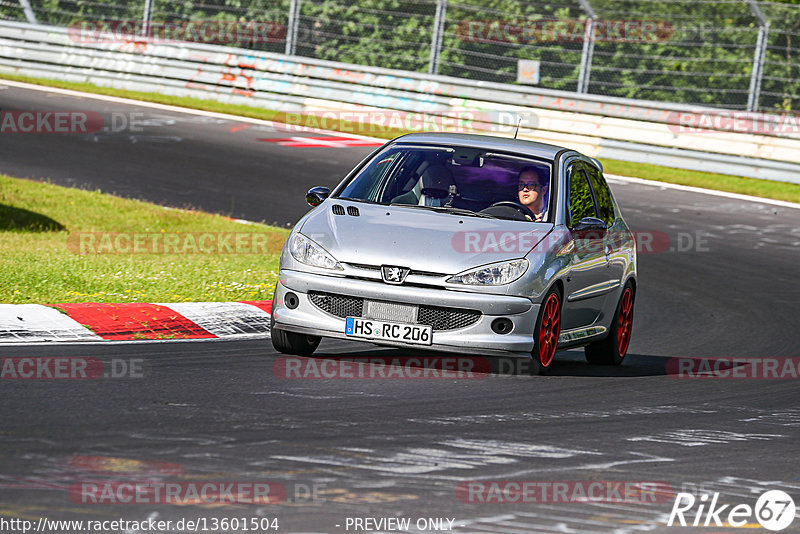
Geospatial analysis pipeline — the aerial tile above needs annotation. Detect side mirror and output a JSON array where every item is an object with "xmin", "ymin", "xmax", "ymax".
[
  {"xmin": 306, "ymin": 186, "xmax": 330, "ymax": 207},
  {"xmin": 572, "ymin": 216, "xmax": 607, "ymax": 233}
]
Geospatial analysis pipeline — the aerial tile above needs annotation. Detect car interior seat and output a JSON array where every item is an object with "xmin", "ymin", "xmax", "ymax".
[{"xmin": 391, "ymin": 165, "xmax": 454, "ymax": 206}]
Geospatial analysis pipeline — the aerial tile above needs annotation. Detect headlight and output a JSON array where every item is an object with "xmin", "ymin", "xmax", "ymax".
[
  {"xmin": 289, "ymin": 233, "xmax": 343, "ymax": 270},
  {"xmin": 447, "ymin": 259, "xmax": 529, "ymax": 286}
]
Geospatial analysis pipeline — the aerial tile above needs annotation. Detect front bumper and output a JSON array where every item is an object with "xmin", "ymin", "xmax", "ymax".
[{"xmin": 272, "ymin": 269, "xmax": 539, "ymax": 358}]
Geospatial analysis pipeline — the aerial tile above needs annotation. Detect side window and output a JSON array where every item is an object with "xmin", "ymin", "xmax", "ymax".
[
  {"xmin": 567, "ymin": 164, "xmax": 597, "ymax": 227},
  {"xmin": 585, "ymin": 165, "xmax": 615, "ymax": 227}
]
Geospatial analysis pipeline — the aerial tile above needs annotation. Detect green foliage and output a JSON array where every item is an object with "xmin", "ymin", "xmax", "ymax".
[{"xmin": 294, "ymin": 0, "xmax": 434, "ymax": 71}]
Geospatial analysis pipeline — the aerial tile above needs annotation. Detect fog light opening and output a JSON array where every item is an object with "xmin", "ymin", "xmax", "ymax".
[
  {"xmin": 491, "ymin": 318, "xmax": 513, "ymax": 335},
  {"xmin": 284, "ymin": 292, "xmax": 299, "ymax": 309}
]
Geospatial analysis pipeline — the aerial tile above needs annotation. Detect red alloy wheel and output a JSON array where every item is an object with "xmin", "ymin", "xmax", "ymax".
[
  {"xmin": 538, "ymin": 293, "xmax": 561, "ymax": 367},
  {"xmin": 616, "ymin": 287, "xmax": 634, "ymax": 357}
]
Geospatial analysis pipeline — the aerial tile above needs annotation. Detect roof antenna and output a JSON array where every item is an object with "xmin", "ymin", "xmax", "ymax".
[{"xmin": 513, "ymin": 116, "xmax": 522, "ymax": 139}]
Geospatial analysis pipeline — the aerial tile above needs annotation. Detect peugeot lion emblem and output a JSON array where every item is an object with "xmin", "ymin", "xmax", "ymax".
[{"xmin": 381, "ymin": 266, "xmax": 410, "ymax": 285}]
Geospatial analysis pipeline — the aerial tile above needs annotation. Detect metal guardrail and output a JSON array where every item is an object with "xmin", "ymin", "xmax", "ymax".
[{"xmin": 1, "ymin": 20, "xmax": 799, "ymax": 185}]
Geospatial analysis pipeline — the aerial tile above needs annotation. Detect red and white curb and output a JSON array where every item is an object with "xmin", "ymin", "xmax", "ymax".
[{"xmin": 0, "ymin": 301, "xmax": 272, "ymax": 343}]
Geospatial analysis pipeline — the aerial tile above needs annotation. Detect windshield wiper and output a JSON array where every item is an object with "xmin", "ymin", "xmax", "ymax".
[
  {"xmin": 336, "ymin": 197, "xmax": 385, "ymax": 205},
  {"xmin": 437, "ymin": 206, "xmax": 498, "ymax": 219},
  {"xmin": 389, "ymin": 204, "xmax": 497, "ymax": 219}
]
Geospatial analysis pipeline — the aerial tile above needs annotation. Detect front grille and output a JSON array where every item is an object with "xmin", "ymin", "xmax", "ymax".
[
  {"xmin": 418, "ymin": 305, "xmax": 481, "ymax": 330},
  {"xmin": 344, "ymin": 263, "xmax": 446, "ymax": 278},
  {"xmin": 348, "ymin": 263, "xmax": 381, "ymax": 271},
  {"xmin": 308, "ymin": 292, "xmax": 481, "ymax": 331},
  {"xmin": 309, "ymin": 292, "xmax": 363, "ymax": 318},
  {"xmin": 411, "ymin": 269, "xmax": 447, "ymax": 278}
]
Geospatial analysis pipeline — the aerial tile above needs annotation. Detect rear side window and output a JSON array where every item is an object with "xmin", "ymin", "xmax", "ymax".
[
  {"xmin": 585, "ymin": 165, "xmax": 615, "ymax": 227},
  {"xmin": 567, "ymin": 165, "xmax": 597, "ymax": 227}
]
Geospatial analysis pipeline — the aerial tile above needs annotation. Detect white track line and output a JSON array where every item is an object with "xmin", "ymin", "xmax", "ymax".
[{"xmin": 3, "ymin": 78, "xmax": 798, "ymax": 209}]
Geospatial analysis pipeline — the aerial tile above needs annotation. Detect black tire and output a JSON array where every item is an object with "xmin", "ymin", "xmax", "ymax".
[
  {"xmin": 585, "ymin": 281, "xmax": 635, "ymax": 366},
  {"xmin": 269, "ymin": 287, "xmax": 321, "ymax": 356},
  {"xmin": 271, "ymin": 327, "xmax": 321, "ymax": 356},
  {"xmin": 529, "ymin": 285, "xmax": 562, "ymax": 375}
]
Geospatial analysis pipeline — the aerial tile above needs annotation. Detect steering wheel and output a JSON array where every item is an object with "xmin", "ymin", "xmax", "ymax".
[{"xmin": 486, "ymin": 201, "xmax": 539, "ymax": 221}]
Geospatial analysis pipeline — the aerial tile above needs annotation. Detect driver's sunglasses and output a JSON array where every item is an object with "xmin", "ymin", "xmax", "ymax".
[{"xmin": 518, "ymin": 182, "xmax": 543, "ymax": 191}]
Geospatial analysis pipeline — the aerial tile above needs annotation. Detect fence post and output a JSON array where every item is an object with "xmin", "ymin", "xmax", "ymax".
[
  {"xmin": 576, "ymin": 0, "xmax": 596, "ymax": 94},
  {"xmin": 577, "ymin": 19, "xmax": 596, "ymax": 93},
  {"xmin": 285, "ymin": 0, "xmax": 301, "ymax": 56},
  {"xmin": 142, "ymin": 0, "xmax": 154, "ymax": 37},
  {"xmin": 428, "ymin": 0, "xmax": 447, "ymax": 75},
  {"xmin": 17, "ymin": 0, "xmax": 37, "ymax": 24},
  {"xmin": 745, "ymin": 0, "xmax": 769, "ymax": 112}
]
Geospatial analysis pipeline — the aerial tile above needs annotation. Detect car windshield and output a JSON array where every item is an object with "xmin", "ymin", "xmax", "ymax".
[{"xmin": 335, "ymin": 144, "xmax": 553, "ymax": 222}]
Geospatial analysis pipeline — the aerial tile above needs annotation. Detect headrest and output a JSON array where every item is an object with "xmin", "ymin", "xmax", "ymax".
[{"xmin": 419, "ymin": 165, "xmax": 454, "ymax": 191}]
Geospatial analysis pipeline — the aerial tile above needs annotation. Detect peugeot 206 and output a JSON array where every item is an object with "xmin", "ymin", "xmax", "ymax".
[{"xmin": 270, "ymin": 133, "xmax": 637, "ymax": 374}]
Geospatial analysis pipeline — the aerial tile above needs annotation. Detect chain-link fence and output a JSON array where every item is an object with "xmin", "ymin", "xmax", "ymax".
[
  {"xmin": 295, "ymin": 0, "xmax": 436, "ymax": 72},
  {"xmin": 3, "ymin": 0, "xmax": 798, "ymax": 111},
  {"xmin": 0, "ymin": 0, "xmax": 24, "ymax": 21}
]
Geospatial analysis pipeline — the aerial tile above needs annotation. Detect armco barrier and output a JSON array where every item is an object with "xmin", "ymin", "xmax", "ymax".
[{"xmin": 1, "ymin": 21, "xmax": 799, "ymax": 184}]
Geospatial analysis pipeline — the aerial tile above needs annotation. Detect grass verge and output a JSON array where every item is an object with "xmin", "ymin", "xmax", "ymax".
[
  {"xmin": 2, "ymin": 72, "xmax": 799, "ymax": 204},
  {"xmin": 601, "ymin": 159, "xmax": 800, "ymax": 203},
  {"xmin": 0, "ymin": 174, "xmax": 288, "ymax": 304}
]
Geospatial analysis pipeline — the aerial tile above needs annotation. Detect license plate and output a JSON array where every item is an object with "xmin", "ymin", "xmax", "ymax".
[{"xmin": 345, "ymin": 317, "xmax": 432, "ymax": 345}]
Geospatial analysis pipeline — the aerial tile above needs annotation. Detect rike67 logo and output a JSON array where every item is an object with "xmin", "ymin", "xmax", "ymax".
[{"xmin": 668, "ymin": 490, "xmax": 795, "ymax": 531}]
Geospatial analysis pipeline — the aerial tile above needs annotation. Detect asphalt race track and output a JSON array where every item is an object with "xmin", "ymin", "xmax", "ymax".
[
  {"xmin": 0, "ymin": 84, "xmax": 380, "ymax": 227},
  {"xmin": 1, "ymin": 83, "xmax": 799, "ymax": 533}
]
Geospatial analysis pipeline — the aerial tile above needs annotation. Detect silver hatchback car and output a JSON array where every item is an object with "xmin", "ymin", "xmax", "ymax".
[{"xmin": 271, "ymin": 133, "xmax": 637, "ymax": 374}]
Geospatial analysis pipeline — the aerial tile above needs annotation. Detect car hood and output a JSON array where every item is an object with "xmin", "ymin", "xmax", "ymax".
[{"xmin": 299, "ymin": 201, "xmax": 553, "ymax": 275}]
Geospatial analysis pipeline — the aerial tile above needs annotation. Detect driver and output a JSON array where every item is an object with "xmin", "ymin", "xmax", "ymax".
[{"xmin": 517, "ymin": 166, "xmax": 549, "ymax": 222}]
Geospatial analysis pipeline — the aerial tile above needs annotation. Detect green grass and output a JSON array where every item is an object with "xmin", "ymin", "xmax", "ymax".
[
  {"xmin": 0, "ymin": 174, "xmax": 288, "ymax": 304},
  {"xmin": 602, "ymin": 159, "xmax": 800, "ymax": 203},
  {"xmin": 2, "ymin": 72, "xmax": 800, "ymax": 204}
]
